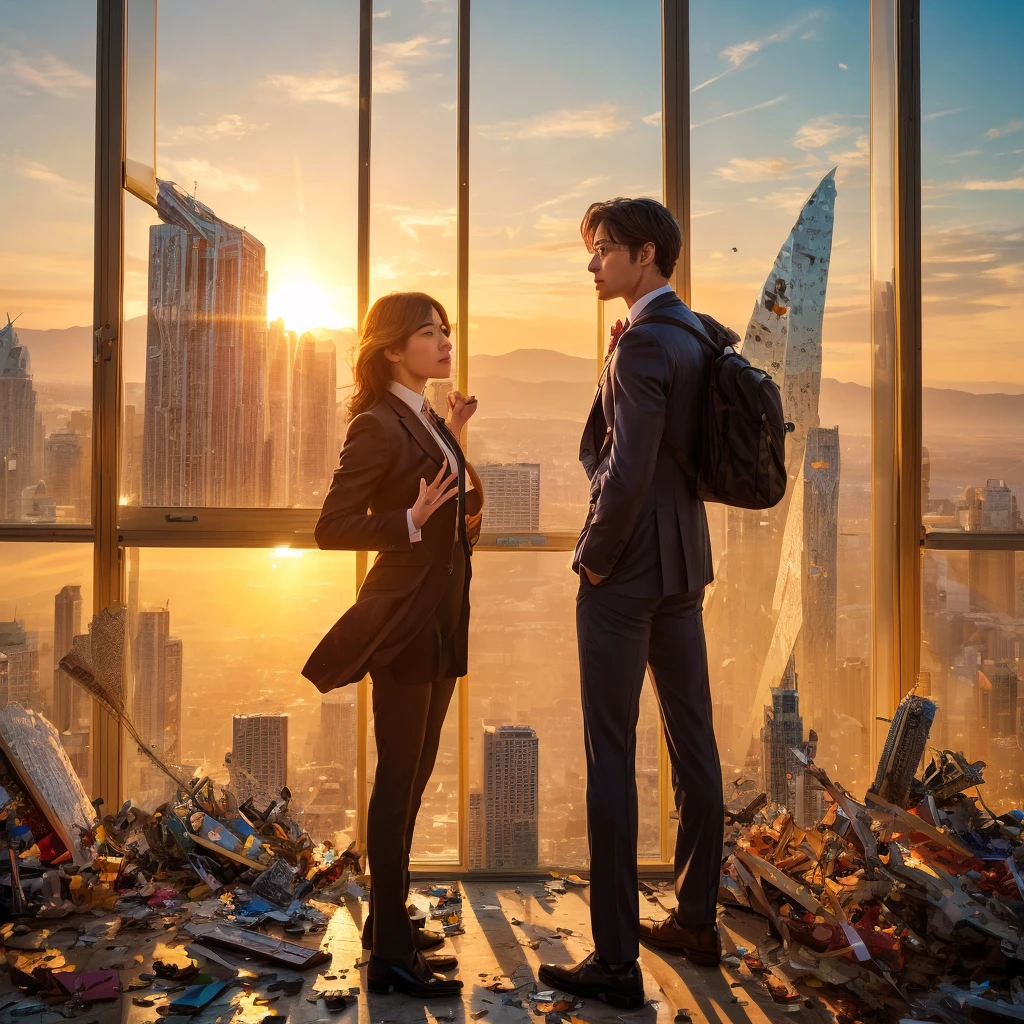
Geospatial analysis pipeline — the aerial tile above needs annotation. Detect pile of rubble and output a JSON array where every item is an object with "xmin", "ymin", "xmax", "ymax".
[
  {"xmin": 718, "ymin": 692, "xmax": 1024, "ymax": 1021},
  {"xmin": 0, "ymin": 701, "xmax": 369, "ymax": 1018}
]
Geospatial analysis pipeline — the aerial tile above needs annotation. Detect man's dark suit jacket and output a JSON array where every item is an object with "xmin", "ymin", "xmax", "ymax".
[
  {"xmin": 573, "ymin": 290, "xmax": 714, "ymax": 597},
  {"xmin": 301, "ymin": 391, "xmax": 482, "ymax": 693}
]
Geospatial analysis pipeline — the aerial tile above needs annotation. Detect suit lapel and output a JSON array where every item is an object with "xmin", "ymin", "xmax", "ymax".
[{"xmin": 383, "ymin": 391, "xmax": 445, "ymax": 466}]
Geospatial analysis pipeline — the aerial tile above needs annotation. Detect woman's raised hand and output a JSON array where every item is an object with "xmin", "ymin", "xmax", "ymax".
[
  {"xmin": 411, "ymin": 464, "xmax": 459, "ymax": 530},
  {"xmin": 445, "ymin": 390, "xmax": 478, "ymax": 436}
]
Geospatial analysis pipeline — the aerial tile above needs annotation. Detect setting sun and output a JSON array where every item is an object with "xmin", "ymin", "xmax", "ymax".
[{"xmin": 267, "ymin": 276, "xmax": 351, "ymax": 335}]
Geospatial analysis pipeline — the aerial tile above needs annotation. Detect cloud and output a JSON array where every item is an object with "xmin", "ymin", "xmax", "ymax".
[
  {"xmin": 169, "ymin": 114, "xmax": 267, "ymax": 143},
  {"xmin": 943, "ymin": 148, "xmax": 982, "ymax": 161},
  {"xmin": 375, "ymin": 203, "xmax": 455, "ymax": 241},
  {"xmin": 529, "ymin": 175, "xmax": 606, "ymax": 213},
  {"xmin": 792, "ymin": 114, "xmax": 856, "ymax": 150},
  {"xmin": 693, "ymin": 10, "xmax": 821, "ymax": 93},
  {"xmin": 1, "ymin": 48, "xmax": 92, "ymax": 98},
  {"xmin": 985, "ymin": 119, "xmax": 1024, "ymax": 139},
  {"xmin": 376, "ymin": 34, "xmax": 449, "ymax": 59},
  {"xmin": 642, "ymin": 111, "xmax": 662, "ymax": 127},
  {"xmin": 477, "ymin": 103, "xmax": 630, "ymax": 141},
  {"xmin": 265, "ymin": 71, "xmax": 357, "ymax": 105},
  {"xmin": 374, "ymin": 8, "xmax": 392, "ymax": 17},
  {"xmin": 838, "ymin": 63, "xmax": 848, "ymax": 71},
  {"xmin": 746, "ymin": 186, "xmax": 818, "ymax": 216},
  {"xmin": 827, "ymin": 134, "xmax": 868, "ymax": 168},
  {"xmin": 954, "ymin": 177, "xmax": 1024, "ymax": 191},
  {"xmin": 693, "ymin": 95, "xmax": 787, "ymax": 130},
  {"xmin": 159, "ymin": 157, "xmax": 260, "ymax": 193},
  {"xmin": 264, "ymin": 60, "xmax": 410, "ymax": 105},
  {"xmin": 922, "ymin": 224, "xmax": 1024, "ymax": 317},
  {"xmin": 715, "ymin": 156, "xmax": 812, "ymax": 183},
  {"xmin": 14, "ymin": 159, "xmax": 91, "ymax": 203},
  {"xmin": 923, "ymin": 106, "xmax": 967, "ymax": 122}
]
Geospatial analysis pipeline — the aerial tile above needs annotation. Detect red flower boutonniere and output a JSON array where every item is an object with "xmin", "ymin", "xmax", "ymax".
[{"xmin": 607, "ymin": 318, "xmax": 628, "ymax": 357}]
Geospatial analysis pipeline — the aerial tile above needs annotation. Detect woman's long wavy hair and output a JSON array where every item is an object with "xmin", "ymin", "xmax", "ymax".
[{"xmin": 349, "ymin": 292, "xmax": 451, "ymax": 418}]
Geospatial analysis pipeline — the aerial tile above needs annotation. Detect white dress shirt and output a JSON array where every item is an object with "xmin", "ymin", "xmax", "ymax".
[
  {"xmin": 626, "ymin": 283, "xmax": 675, "ymax": 325},
  {"xmin": 388, "ymin": 380, "xmax": 465, "ymax": 544}
]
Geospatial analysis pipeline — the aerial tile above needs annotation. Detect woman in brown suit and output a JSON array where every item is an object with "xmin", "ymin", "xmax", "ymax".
[{"xmin": 302, "ymin": 292, "xmax": 482, "ymax": 997}]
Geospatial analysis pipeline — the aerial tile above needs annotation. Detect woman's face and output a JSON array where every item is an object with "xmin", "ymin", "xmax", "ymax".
[{"xmin": 390, "ymin": 305, "xmax": 452, "ymax": 382}]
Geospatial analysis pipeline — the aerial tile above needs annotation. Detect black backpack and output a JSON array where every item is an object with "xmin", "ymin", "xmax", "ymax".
[{"xmin": 629, "ymin": 309, "xmax": 791, "ymax": 510}]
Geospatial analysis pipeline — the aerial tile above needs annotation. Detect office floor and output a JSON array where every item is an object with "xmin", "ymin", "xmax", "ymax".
[{"xmin": 1, "ymin": 880, "xmax": 843, "ymax": 1024}]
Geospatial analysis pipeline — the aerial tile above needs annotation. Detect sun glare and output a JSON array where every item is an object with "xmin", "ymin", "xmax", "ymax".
[{"xmin": 267, "ymin": 277, "xmax": 347, "ymax": 335}]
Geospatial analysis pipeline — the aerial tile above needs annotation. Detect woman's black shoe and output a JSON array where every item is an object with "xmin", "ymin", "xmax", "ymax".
[
  {"xmin": 538, "ymin": 952, "xmax": 644, "ymax": 1009},
  {"xmin": 367, "ymin": 952, "xmax": 463, "ymax": 997}
]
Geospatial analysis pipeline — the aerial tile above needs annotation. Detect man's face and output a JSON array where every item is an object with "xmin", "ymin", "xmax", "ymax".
[{"xmin": 587, "ymin": 223, "xmax": 643, "ymax": 302}]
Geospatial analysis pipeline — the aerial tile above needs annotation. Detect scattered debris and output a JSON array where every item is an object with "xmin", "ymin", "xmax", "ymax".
[{"xmin": 718, "ymin": 693, "xmax": 1024, "ymax": 1018}]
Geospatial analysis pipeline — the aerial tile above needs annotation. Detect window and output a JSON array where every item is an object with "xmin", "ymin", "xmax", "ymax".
[
  {"xmin": 919, "ymin": 1, "xmax": 1024, "ymax": 807},
  {"xmin": 0, "ymin": 2, "xmax": 95, "ymax": 525},
  {"xmin": 691, "ymin": 0, "xmax": 872, "ymax": 804},
  {"xmin": 0, "ymin": 544, "xmax": 93, "ymax": 790}
]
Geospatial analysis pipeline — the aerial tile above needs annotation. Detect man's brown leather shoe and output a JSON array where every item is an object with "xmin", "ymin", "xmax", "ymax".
[
  {"xmin": 538, "ymin": 952, "xmax": 644, "ymax": 1009},
  {"xmin": 639, "ymin": 916, "xmax": 722, "ymax": 967}
]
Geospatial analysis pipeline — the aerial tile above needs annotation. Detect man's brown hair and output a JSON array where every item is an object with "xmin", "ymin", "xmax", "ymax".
[{"xmin": 580, "ymin": 197, "xmax": 681, "ymax": 279}]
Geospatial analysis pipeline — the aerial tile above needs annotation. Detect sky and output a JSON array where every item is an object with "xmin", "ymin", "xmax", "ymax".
[{"xmin": 0, "ymin": 0, "xmax": 1021, "ymax": 388}]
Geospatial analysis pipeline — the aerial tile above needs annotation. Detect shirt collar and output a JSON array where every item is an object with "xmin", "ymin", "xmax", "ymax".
[
  {"xmin": 627, "ymin": 284, "xmax": 675, "ymax": 324},
  {"xmin": 387, "ymin": 380, "xmax": 427, "ymax": 415}
]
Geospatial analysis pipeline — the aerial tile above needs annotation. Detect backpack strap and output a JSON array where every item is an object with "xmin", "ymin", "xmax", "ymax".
[
  {"xmin": 624, "ymin": 311, "xmax": 710, "ymax": 481},
  {"xmin": 628, "ymin": 311, "xmax": 720, "ymax": 358}
]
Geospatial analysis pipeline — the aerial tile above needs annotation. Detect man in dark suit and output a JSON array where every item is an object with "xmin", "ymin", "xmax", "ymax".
[{"xmin": 539, "ymin": 198, "xmax": 724, "ymax": 1008}]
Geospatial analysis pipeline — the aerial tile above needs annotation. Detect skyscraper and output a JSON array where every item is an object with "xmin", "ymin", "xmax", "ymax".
[
  {"xmin": 483, "ymin": 725, "xmax": 539, "ymax": 869},
  {"xmin": 800, "ymin": 426, "xmax": 841, "ymax": 735},
  {"xmin": 468, "ymin": 791, "xmax": 484, "ymax": 869},
  {"xmin": 978, "ymin": 660, "xmax": 1018, "ymax": 739},
  {"xmin": 478, "ymin": 463, "xmax": 541, "ymax": 532},
  {"xmin": 142, "ymin": 179, "xmax": 268, "ymax": 507},
  {"xmin": 759, "ymin": 654, "xmax": 804, "ymax": 809},
  {"xmin": 232, "ymin": 713, "xmax": 289, "ymax": 803},
  {"xmin": 265, "ymin": 319, "xmax": 297, "ymax": 506},
  {"xmin": 291, "ymin": 333, "xmax": 336, "ymax": 506},
  {"xmin": 969, "ymin": 549, "xmax": 1015, "ymax": 617},
  {"xmin": 132, "ymin": 607, "xmax": 183, "ymax": 763},
  {"xmin": 0, "ymin": 619, "xmax": 39, "ymax": 707},
  {"xmin": 704, "ymin": 170, "xmax": 837, "ymax": 763},
  {"xmin": 53, "ymin": 585, "xmax": 83, "ymax": 732},
  {"xmin": 44, "ymin": 431, "xmax": 85, "ymax": 513},
  {"xmin": 0, "ymin": 315, "xmax": 36, "ymax": 521}
]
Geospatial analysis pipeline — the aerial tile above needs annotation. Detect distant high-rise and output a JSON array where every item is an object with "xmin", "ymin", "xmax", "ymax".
[
  {"xmin": 468, "ymin": 791, "xmax": 484, "ymax": 869},
  {"xmin": 759, "ymin": 654, "xmax": 804, "ymax": 809},
  {"xmin": 483, "ymin": 725, "xmax": 539, "ymax": 869},
  {"xmin": 122, "ymin": 404, "xmax": 145, "ymax": 505},
  {"xmin": 870, "ymin": 691, "xmax": 936, "ymax": 808},
  {"xmin": 132, "ymin": 608, "xmax": 183, "ymax": 762},
  {"xmin": 978, "ymin": 660, "xmax": 1018, "ymax": 739},
  {"xmin": 291, "ymin": 333, "xmax": 336, "ymax": 506},
  {"xmin": 142, "ymin": 179, "xmax": 268, "ymax": 507},
  {"xmin": 0, "ymin": 315, "xmax": 36, "ymax": 522},
  {"xmin": 969, "ymin": 549, "xmax": 1015, "ymax": 617},
  {"xmin": 232, "ymin": 713, "xmax": 289, "ymax": 803},
  {"xmin": 478, "ymin": 463, "xmax": 540, "ymax": 532},
  {"xmin": 801, "ymin": 425, "xmax": 840, "ymax": 734},
  {"xmin": 0, "ymin": 619, "xmax": 39, "ymax": 707},
  {"xmin": 53, "ymin": 585, "xmax": 84, "ymax": 732},
  {"xmin": 266, "ymin": 319, "xmax": 297, "ymax": 506},
  {"xmin": 45, "ymin": 430, "xmax": 85, "ymax": 513}
]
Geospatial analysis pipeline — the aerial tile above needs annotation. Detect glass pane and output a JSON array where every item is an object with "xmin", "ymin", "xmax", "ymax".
[
  {"xmin": 921, "ymin": 550, "xmax": 1023, "ymax": 809},
  {"xmin": 121, "ymin": 1, "xmax": 359, "ymax": 510},
  {"xmin": 0, "ymin": 2, "xmax": 94, "ymax": 524},
  {"xmin": 467, "ymin": 551, "xmax": 662, "ymax": 868},
  {"xmin": 921, "ymin": 3, "xmax": 1024, "ymax": 535},
  {"xmin": 0, "ymin": 543, "xmax": 94, "ymax": 792},
  {"xmin": 690, "ymin": 1, "xmax": 872, "ymax": 808},
  {"xmin": 125, "ymin": 547, "xmax": 358, "ymax": 843},
  {"xmin": 467, "ymin": 0, "xmax": 662, "ymax": 535}
]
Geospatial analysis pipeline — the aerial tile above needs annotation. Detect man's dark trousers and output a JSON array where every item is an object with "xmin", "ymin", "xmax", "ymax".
[{"xmin": 576, "ymin": 571, "xmax": 724, "ymax": 964}]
